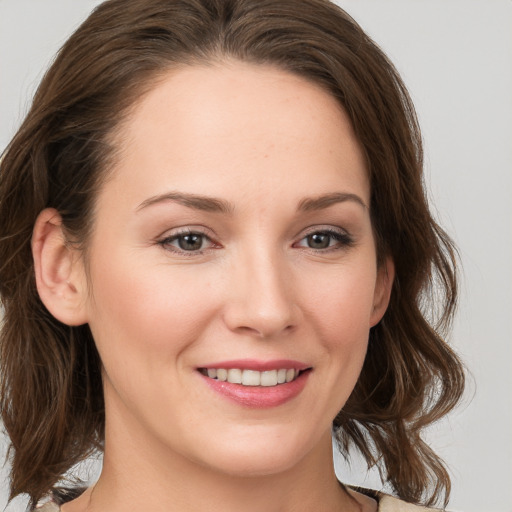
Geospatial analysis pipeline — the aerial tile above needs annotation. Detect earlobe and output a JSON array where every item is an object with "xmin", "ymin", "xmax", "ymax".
[
  {"xmin": 32, "ymin": 208, "xmax": 88, "ymax": 326},
  {"xmin": 370, "ymin": 256, "xmax": 395, "ymax": 327}
]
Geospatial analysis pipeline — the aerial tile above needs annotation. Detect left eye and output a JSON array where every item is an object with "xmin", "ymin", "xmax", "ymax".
[
  {"xmin": 160, "ymin": 232, "xmax": 212, "ymax": 252},
  {"xmin": 296, "ymin": 230, "xmax": 352, "ymax": 250}
]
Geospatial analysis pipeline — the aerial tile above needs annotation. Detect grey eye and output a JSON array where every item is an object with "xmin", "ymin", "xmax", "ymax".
[
  {"xmin": 306, "ymin": 233, "xmax": 331, "ymax": 249},
  {"xmin": 177, "ymin": 233, "xmax": 205, "ymax": 251},
  {"xmin": 295, "ymin": 229, "xmax": 353, "ymax": 251}
]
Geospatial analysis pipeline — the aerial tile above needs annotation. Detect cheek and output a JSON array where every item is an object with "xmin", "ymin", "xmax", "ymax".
[
  {"xmin": 303, "ymin": 259, "xmax": 378, "ymax": 334},
  {"xmin": 85, "ymin": 254, "xmax": 220, "ymax": 372},
  {"xmin": 299, "ymin": 260, "xmax": 377, "ymax": 395}
]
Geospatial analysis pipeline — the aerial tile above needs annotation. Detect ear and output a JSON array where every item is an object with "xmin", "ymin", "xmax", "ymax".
[
  {"xmin": 32, "ymin": 208, "xmax": 89, "ymax": 326},
  {"xmin": 370, "ymin": 256, "xmax": 395, "ymax": 327}
]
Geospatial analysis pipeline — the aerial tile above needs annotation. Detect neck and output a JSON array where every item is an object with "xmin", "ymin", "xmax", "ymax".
[{"xmin": 71, "ymin": 420, "xmax": 355, "ymax": 512}]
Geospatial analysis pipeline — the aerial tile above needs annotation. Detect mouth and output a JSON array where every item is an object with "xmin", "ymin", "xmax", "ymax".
[
  {"xmin": 198, "ymin": 367, "xmax": 308, "ymax": 387},
  {"xmin": 197, "ymin": 361, "xmax": 312, "ymax": 408}
]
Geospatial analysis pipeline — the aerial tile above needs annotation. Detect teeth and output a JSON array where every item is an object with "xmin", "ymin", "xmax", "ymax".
[
  {"xmin": 242, "ymin": 370, "xmax": 260, "ymax": 386},
  {"xmin": 227, "ymin": 368, "xmax": 242, "ymax": 384},
  {"xmin": 260, "ymin": 370, "xmax": 277, "ymax": 387},
  {"xmin": 202, "ymin": 368, "xmax": 301, "ymax": 386}
]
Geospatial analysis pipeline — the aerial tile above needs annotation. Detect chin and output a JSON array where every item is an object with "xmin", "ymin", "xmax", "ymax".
[
  {"xmin": 202, "ymin": 450, "xmax": 305, "ymax": 479},
  {"xmin": 188, "ymin": 425, "xmax": 322, "ymax": 478}
]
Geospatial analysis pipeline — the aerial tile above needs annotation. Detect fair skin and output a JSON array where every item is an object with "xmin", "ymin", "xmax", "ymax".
[{"xmin": 33, "ymin": 61, "xmax": 393, "ymax": 512}]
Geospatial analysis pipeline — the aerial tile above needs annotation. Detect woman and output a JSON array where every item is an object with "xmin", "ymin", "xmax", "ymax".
[{"xmin": 0, "ymin": 0, "xmax": 465, "ymax": 511}]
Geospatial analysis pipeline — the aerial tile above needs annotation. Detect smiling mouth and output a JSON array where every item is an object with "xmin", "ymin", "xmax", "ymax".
[{"xmin": 198, "ymin": 368, "xmax": 308, "ymax": 387}]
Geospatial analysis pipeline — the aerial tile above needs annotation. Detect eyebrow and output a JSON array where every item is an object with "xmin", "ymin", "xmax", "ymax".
[
  {"xmin": 136, "ymin": 192, "xmax": 234, "ymax": 214},
  {"xmin": 297, "ymin": 192, "xmax": 368, "ymax": 212},
  {"xmin": 136, "ymin": 190, "xmax": 367, "ymax": 214}
]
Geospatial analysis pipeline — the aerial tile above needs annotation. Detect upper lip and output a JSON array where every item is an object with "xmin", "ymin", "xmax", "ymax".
[{"xmin": 197, "ymin": 359, "xmax": 311, "ymax": 372}]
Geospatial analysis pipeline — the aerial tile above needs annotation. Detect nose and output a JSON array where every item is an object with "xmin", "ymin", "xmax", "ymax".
[{"xmin": 222, "ymin": 248, "xmax": 300, "ymax": 338}]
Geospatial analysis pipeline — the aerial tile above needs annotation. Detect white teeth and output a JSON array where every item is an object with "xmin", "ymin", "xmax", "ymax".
[
  {"xmin": 242, "ymin": 370, "xmax": 260, "ymax": 386},
  {"xmin": 227, "ymin": 368, "xmax": 242, "ymax": 384},
  {"xmin": 285, "ymin": 369, "xmax": 296, "ymax": 383},
  {"xmin": 203, "ymin": 367, "xmax": 302, "ymax": 386},
  {"xmin": 260, "ymin": 370, "xmax": 278, "ymax": 387}
]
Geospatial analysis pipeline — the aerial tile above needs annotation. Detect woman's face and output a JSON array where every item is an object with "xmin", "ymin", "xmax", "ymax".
[{"xmin": 79, "ymin": 62, "xmax": 392, "ymax": 476}]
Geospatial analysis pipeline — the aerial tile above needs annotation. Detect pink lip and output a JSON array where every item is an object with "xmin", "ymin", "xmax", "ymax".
[
  {"xmin": 197, "ymin": 360, "xmax": 312, "ymax": 409},
  {"xmin": 199, "ymin": 359, "xmax": 310, "ymax": 371}
]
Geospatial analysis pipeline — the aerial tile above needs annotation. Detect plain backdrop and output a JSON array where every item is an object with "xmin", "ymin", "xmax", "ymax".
[{"xmin": 1, "ymin": 1, "xmax": 511, "ymax": 511}]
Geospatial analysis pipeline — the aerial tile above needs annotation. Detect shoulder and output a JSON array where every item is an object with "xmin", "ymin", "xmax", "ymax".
[
  {"xmin": 33, "ymin": 502, "xmax": 60, "ymax": 512},
  {"xmin": 34, "ymin": 487, "xmax": 86, "ymax": 512},
  {"xmin": 377, "ymin": 494, "xmax": 443, "ymax": 512},
  {"xmin": 348, "ymin": 486, "xmax": 446, "ymax": 512}
]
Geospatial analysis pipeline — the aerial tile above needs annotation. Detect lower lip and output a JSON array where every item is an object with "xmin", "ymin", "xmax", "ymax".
[{"xmin": 200, "ymin": 370, "xmax": 310, "ymax": 408}]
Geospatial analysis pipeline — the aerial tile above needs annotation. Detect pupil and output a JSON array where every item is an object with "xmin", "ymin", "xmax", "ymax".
[
  {"xmin": 179, "ymin": 234, "xmax": 202, "ymax": 251},
  {"xmin": 308, "ymin": 233, "xmax": 330, "ymax": 249}
]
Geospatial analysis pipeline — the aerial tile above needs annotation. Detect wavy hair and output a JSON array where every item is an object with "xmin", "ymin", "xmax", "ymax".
[{"xmin": 0, "ymin": 0, "xmax": 464, "ymax": 508}]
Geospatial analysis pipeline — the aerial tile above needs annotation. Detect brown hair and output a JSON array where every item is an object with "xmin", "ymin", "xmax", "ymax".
[{"xmin": 0, "ymin": 0, "xmax": 464, "ymax": 508}]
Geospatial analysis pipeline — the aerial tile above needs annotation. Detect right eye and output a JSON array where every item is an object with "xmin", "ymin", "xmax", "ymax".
[{"xmin": 158, "ymin": 230, "xmax": 216, "ymax": 254}]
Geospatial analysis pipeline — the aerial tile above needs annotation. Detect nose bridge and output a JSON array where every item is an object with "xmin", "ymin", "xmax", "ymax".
[{"xmin": 224, "ymin": 241, "xmax": 297, "ymax": 338}]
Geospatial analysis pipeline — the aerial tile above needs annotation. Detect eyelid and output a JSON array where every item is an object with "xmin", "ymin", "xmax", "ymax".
[
  {"xmin": 156, "ymin": 226, "xmax": 220, "ymax": 255},
  {"xmin": 293, "ymin": 225, "xmax": 354, "ymax": 250},
  {"xmin": 296, "ymin": 225, "xmax": 351, "ymax": 240},
  {"xmin": 299, "ymin": 224, "xmax": 348, "ymax": 236},
  {"xmin": 156, "ymin": 224, "xmax": 218, "ymax": 240}
]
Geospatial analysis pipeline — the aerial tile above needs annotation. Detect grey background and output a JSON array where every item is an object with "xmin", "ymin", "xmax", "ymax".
[{"xmin": 1, "ymin": 1, "xmax": 511, "ymax": 511}]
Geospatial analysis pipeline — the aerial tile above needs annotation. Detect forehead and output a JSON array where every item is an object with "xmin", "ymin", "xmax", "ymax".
[{"xmin": 105, "ymin": 61, "xmax": 369, "ymax": 208}]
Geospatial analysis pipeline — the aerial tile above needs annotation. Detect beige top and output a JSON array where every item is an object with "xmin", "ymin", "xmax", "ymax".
[{"xmin": 378, "ymin": 494, "xmax": 441, "ymax": 511}]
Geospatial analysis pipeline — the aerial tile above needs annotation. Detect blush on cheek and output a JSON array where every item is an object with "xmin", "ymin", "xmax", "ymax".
[{"xmin": 89, "ymin": 263, "xmax": 219, "ymax": 361}]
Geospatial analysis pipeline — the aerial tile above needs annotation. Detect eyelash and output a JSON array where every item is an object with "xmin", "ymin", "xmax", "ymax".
[
  {"xmin": 157, "ymin": 227, "xmax": 354, "ymax": 256},
  {"xmin": 293, "ymin": 228, "xmax": 354, "ymax": 253},
  {"xmin": 157, "ymin": 228, "xmax": 218, "ymax": 257}
]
